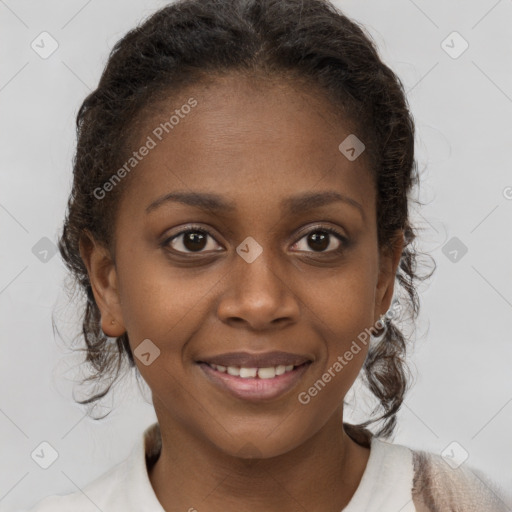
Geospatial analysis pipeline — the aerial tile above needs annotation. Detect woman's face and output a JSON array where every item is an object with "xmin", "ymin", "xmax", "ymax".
[{"xmin": 85, "ymin": 74, "xmax": 401, "ymax": 458}]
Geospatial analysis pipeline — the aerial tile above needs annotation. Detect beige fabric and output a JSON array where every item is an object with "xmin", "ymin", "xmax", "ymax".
[{"xmin": 411, "ymin": 449, "xmax": 509, "ymax": 511}]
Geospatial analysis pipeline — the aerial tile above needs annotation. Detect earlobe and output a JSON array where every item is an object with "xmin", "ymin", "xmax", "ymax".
[
  {"xmin": 79, "ymin": 231, "xmax": 126, "ymax": 337},
  {"xmin": 374, "ymin": 230, "xmax": 404, "ymax": 321}
]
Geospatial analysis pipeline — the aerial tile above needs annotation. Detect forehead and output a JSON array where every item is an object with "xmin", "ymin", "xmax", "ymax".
[{"xmin": 117, "ymin": 74, "xmax": 375, "ymax": 218}]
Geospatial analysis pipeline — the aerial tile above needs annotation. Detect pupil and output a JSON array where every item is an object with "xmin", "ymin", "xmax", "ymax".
[
  {"xmin": 184, "ymin": 232, "xmax": 206, "ymax": 251},
  {"xmin": 309, "ymin": 231, "xmax": 329, "ymax": 251}
]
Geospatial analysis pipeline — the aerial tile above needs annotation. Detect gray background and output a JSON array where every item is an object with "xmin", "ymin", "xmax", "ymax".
[{"xmin": 1, "ymin": 0, "xmax": 511, "ymax": 510}]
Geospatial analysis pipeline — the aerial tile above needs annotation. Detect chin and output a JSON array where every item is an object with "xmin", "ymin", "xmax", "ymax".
[{"xmin": 208, "ymin": 427, "xmax": 309, "ymax": 461}]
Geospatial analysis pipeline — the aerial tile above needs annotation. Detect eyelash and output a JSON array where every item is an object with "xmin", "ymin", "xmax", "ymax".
[{"xmin": 161, "ymin": 224, "xmax": 348, "ymax": 255}]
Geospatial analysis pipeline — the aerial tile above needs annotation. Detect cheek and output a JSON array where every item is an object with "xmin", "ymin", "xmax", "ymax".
[
  {"xmin": 115, "ymin": 249, "xmax": 220, "ymax": 356},
  {"xmin": 309, "ymin": 254, "xmax": 378, "ymax": 379},
  {"xmin": 292, "ymin": 278, "xmax": 375, "ymax": 427},
  {"xmin": 312, "ymin": 258, "xmax": 377, "ymax": 334}
]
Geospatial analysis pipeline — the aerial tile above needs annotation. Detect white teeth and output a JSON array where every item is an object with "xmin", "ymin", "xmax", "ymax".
[
  {"xmin": 275, "ymin": 365, "xmax": 286, "ymax": 375},
  {"xmin": 258, "ymin": 367, "xmax": 276, "ymax": 379},
  {"xmin": 227, "ymin": 366, "xmax": 239, "ymax": 376},
  {"xmin": 239, "ymin": 367, "xmax": 257, "ymax": 378},
  {"xmin": 209, "ymin": 363, "xmax": 299, "ymax": 378}
]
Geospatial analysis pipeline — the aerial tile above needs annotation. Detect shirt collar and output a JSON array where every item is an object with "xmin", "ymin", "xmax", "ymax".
[{"xmin": 123, "ymin": 421, "xmax": 165, "ymax": 511}]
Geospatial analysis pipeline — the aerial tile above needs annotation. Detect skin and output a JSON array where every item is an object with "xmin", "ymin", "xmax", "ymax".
[{"xmin": 80, "ymin": 74, "xmax": 403, "ymax": 512}]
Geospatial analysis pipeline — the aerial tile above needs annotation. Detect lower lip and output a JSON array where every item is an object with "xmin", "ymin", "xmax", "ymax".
[{"xmin": 197, "ymin": 362, "xmax": 311, "ymax": 402}]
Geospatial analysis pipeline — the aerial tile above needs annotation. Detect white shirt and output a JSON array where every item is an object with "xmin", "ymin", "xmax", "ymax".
[{"xmin": 25, "ymin": 422, "xmax": 417, "ymax": 512}]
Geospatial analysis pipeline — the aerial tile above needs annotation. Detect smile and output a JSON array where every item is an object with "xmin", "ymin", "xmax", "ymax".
[
  {"xmin": 207, "ymin": 363, "xmax": 296, "ymax": 379},
  {"xmin": 197, "ymin": 361, "xmax": 312, "ymax": 402}
]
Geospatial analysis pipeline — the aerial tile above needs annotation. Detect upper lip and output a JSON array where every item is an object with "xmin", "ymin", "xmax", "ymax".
[{"xmin": 197, "ymin": 351, "xmax": 312, "ymax": 368}]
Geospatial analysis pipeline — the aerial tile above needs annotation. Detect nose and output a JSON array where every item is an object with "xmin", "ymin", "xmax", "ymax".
[{"xmin": 216, "ymin": 250, "xmax": 300, "ymax": 331}]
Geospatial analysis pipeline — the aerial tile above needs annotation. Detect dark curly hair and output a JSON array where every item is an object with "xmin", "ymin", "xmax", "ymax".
[{"xmin": 57, "ymin": 0, "xmax": 433, "ymax": 442}]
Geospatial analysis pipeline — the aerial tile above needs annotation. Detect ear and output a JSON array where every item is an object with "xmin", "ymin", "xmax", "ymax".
[
  {"xmin": 374, "ymin": 230, "xmax": 404, "ymax": 323},
  {"xmin": 79, "ymin": 230, "xmax": 126, "ymax": 338}
]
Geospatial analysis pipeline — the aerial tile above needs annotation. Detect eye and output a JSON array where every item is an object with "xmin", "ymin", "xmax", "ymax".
[
  {"xmin": 291, "ymin": 226, "xmax": 347, "ymax": 253},
  {"xmin": 162, "ymin": 225, "xmax": 222, "ymax": 254},
  {"xmin": 162, "ymin": 224, "xmax": 348, "ymax": 255}
]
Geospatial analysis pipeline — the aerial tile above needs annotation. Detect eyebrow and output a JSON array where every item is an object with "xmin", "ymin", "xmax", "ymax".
[{"xmin": 145, "ymin": 190, "xmax": 365, "ymax": 220}]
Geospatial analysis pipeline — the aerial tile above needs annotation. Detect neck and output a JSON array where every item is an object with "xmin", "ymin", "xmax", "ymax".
[{"xmin": 148, "ymin": 408, "xmax": 371, "ymax": 512}]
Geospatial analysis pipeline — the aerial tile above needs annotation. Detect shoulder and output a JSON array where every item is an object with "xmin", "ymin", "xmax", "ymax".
[
  {"xmin": 410, "ymin": 446, "xmax": 508, "ymax": 512},
  {"xmin": 25, "ymin": 433, "xmax": 149, "ymax": 512},
  {"xmin": 23, "ymin": 493, "xmax": 87, "ymax": 512},
  {"xmin": 25, "ymin": 423, "xmax": 163, "ymax": 512},
  {"xmin": 24, "ymin": 457, "xmax": 129, "ymax": 511}
]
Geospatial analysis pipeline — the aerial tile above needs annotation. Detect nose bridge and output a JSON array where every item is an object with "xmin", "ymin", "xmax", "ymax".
[
  {"xmin": 217, "ymin": 237, "xmax": 299, "ymax": 328},
  {"xmin": 238, "ymin": 241, "xmax": 282, "ymax": 294}
]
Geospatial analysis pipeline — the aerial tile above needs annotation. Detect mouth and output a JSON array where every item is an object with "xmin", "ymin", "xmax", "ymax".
[{"xmin": 195, "ymin": 351, "xmax": 313, "ymax": 402}]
